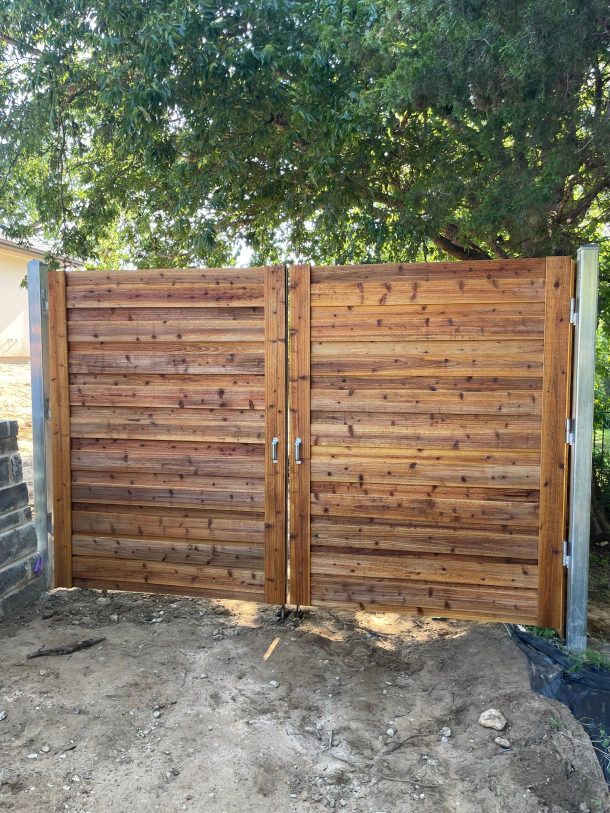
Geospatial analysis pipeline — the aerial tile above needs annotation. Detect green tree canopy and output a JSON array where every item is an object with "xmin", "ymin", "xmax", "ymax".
[{"xmin": 0, "ymin": 0, "xmax": 608, "ymax": 266}]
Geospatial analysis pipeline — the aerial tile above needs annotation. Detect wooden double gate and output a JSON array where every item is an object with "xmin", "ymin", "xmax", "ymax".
[{"xmin": 47, "ymin": 257, "xmax": 574, "ymax": 629}]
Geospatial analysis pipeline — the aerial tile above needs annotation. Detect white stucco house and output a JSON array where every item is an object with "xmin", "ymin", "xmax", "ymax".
[{"xmin": 0, "ymin": 237, "xmax": 82, "ymax": 360}]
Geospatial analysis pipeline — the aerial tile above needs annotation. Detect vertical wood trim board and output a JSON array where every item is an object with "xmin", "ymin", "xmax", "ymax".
[
  {"xmin": 48, "ymin": 270, "xmax": 73, "ymax": 587},
  {"xmin": 289, "ymin": 264, "xmax": 311, "ymax": 605},
  {"xmin": 536, "ymin": 257, "xmax": 574, "ymax": 629},
  {"xmin": 264, "ymin": 265, "xmax": 288, "ymax": 603}
]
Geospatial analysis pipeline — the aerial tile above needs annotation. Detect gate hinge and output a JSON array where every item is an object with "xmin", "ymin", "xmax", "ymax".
[
  {"xmin": 563, "ymin": 539, "xmax": 571, "ymax": 569},
  {"xmin": 569, "ymin": 297, "xmax": 578, "ymax": 325},
  {"xmin": 566, "ymin": 417, "xmax": 575, "ymax": 445},
  {"xmin": 44, "ymin": 398, "xmax": 51, "ymax": 421},
  {"xmin": 47, "ymin": 511, "xmax": 54, "ymax": 535}
]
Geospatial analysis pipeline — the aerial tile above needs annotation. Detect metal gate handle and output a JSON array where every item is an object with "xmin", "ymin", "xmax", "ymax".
[
  {"xmin": 294, "ymin": 438, "xmax": 302, "ymax": 464},
  {"xmin": 271, "ymin": 437, "xmax": 278, "ymax": 464}
]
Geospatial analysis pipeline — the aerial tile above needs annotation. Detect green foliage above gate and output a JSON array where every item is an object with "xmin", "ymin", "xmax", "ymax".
[{"xmin": 0, "ymin": 0, "xmax": 608, "ymax": 266}]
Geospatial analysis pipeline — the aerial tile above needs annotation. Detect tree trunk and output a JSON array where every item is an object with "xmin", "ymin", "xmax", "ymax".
[{"xmin": 590, "ymin": 474, "xmax": 610, "ymax": 543}]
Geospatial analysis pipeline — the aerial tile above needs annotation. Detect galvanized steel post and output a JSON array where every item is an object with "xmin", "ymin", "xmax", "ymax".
[
  {"xmin": 566, "ymin": 244, "xmax": 599, "ymax": 651},
  {"xmin": 27, "ymin": 259, "xmax": 53, "ymax": 587}
]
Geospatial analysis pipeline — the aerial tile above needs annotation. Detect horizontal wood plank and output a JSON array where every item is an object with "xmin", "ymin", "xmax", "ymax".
[
  {"xmin": 311, "ymin": 518, "xmax": 538, "ymax": 559},
  {"xmin": 311, "ymin": 259, "xmax": 546, "ymax": 283},
  {"xmin": 310, "ymin": 278, "xmax": 545, "ymax": 306},
  {"xmin": 67, "ymin": 284, "xmax": 265, "ymax": 308},
  {"xmin": 72, "ymin": 534, "xmax": 264, "ymax": 567},
  {"xmin": 66, "ymin": 268, "xmax": 266, "ymax": 286},
  {"xmin": 311, "ymin": 340, "xmax": 543, "ymax": 376},
  {"xmin": 311, "ymin": 412, "xmax": 540, "ymax": 449},
  {"xmin": 67, "ymin": 317, "xmax": 264, "ymax": 343},
  {"xmin": 311, "ymin": 479, "xmax": 539, "ymax": 503},
  {"xmin": 71, "ymin": 440, "xmax": 265, "ymax": 477},
  {"xmin": 310, "ymin": 492, "xmax": 539, "ymax": 526},
  {"xmin": 72, "ymin": 556, "xmax": 265, "ymax": 593},
  {"xmin": 68, "ymin": 342, "xmax": 264, "ymax": 375},
  {"xmin": 311, "ymin": 375, "xmax": 543, "ymax": 392},
  {"xmin": 72, "ymin": 470, "xmax": 264, "ymax": 491},
  {"xmin": 311, "ymin": 386, "xmax": 541, "ymax": 415},
  {"xmin": 67, "ymin": 306, "xmax": 264, "ymax": 322},
  {"xmin": 71, "ymin": 482, "xmax": 266, "ymax": 511},
  {"xmin": 72, "ymin": 503, "xmax": 264, "ymax": 543},
  {"xmin": 70, "ymin": 406, "xmax": 266, "ymax": 443},
  {"xmin": 310, "ymin": 575, "xmax": 537, "ymax": 622},
  {"xmin": 72, "ymin": 577, "xmax": 263, "ymax": 601},
  {"xmin": 70, "ymin": 376, "xmax": 265, "ymax": 409},
  {"xmin": 311, "ymin": 550, "xmax": 537, "ymax": 588},
  {"xmin": 311, "ymin": 448, "xmax": 539, "ymax": 488},
  {"xmin": 311, "ymin": 303, "xmax": 544, "ymax": 340}
]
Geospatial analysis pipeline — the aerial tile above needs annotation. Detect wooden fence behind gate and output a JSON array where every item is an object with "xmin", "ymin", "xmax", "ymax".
[
  {"xmin": 289, "ymin": 258, "xmax": 574, "ymax": 629},
  {"xmin": 48, "ymin": 266, "xmax": 287, "ymax": 604}
]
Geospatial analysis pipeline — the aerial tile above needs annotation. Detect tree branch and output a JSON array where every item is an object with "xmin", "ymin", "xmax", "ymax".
[
  {"xmin": 564, "ymin": 177, "xmax": 609, "ymax": 222},
  {"xmin": 430, "ymin": 234, "xmax": 490, "ymax": 261},
  {"xmin": 0, "ymin": 32, "xmax": 42, "ymax": 57}
]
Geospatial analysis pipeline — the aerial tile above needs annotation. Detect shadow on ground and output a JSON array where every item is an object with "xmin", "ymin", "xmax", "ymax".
[{"xmin": 0, "ymin": 590, "xmax": 608, "ymax": 813}]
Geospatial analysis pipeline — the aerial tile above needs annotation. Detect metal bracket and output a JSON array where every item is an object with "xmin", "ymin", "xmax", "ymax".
[
  {"xmin": 44, "ymin": 398, "xmax": 51, "ymax": 422},
  {"xmin": 565, "ymin": 417, "xmax": 574, "ymax": 445},
  {"xmin": 563, "ymin": 539, "xmax": 571, "ymax": 569},
  {"xmin": 47, "ymin": 512, "xmax": 54, "ymax": 535},
  {"xmin": 569, "ymin": 297, "xmax": 578, "ymax": 325}
]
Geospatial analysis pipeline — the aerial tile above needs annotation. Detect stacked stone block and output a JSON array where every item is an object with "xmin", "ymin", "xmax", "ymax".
[{"xmin": 0, "ymin": 420, "xmax": 41, "ymax": 618}]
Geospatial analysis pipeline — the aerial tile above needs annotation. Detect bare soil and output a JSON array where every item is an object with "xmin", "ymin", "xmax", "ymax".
[{"xmin": 0, "ymin": 593, "xmax": 609, "ymax": 813}]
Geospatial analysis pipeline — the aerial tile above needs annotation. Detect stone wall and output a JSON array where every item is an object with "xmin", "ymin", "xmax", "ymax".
[{"xmin": 0, "ymin": 419, "xmax": 42, "ymax": 618}]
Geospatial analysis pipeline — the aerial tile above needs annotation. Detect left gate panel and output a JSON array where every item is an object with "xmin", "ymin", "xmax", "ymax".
[{"xmin": 48, "ymin": 267, "xmax": 287, "ymax": 604}]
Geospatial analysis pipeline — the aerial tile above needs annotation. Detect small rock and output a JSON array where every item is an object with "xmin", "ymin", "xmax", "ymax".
[
  {"xmin": 109, "ymin": 614, "xmax": 118, "ymax": 623},
  {"xmin": 97, "ymin": 597, "xmax": 111, "ymax": 606},
  {"xmin": 386, "ymin": 728, "xmax": 394, "ymax": 737},
  {"xmin": 27, "ymin": 753, "xmax": 38, "ymax": 759},
  {"xmin": 42, "ymin": 609, "xmax": 55, "ymax": 619},
  {"xmin": 153, "ymin": 711, "xmax": 161, "ymax": 719},
  {"xmin": 200, "ymin": 673, "xmax": 208, "ymax": 679},
  {"xmin": 171, "ymin": 767, "xmax": 180, "ymax": 776},
  {"xmin": 0, "ymin": 711, "xmax": 6, "ymax": 721},
  {"xmin": 269, "ymin": 680, "xmax": 280, "ymax": 688},
  {"xmin": 41, "ymin": 746, "xmax": 50, "ymax": 753},
  {"xmin": 439, "ymin": 726, "xmax": 452, "ymax": 739},
  {"xmin": 495, "ymin": 737, "xmax": 511, "ymax": 748},
  {"xmin": 479, "ymin": 709, "xmax": 507, "ymax": 731},
  {"xmin": 72, "ymin": 707, "xmax": 80, "ymax": 715},
  {"xmin": 598, "ymin": 541, "xmax": 609, "ymax": 548},
  {"xmin": 71, "ymin": 620, "xmax": 80, "ymax": 626}
]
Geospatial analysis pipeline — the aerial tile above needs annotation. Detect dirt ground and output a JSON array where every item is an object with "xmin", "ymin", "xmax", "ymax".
[
  {"xmin": 1, "ymin": 593, "xmax": 609, "ymax": 813},
  {"xmin": 1, "ymin": 363, "xmax": 610, "ymax": 812}
]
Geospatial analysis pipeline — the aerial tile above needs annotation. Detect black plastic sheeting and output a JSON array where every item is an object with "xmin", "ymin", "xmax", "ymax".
[{"xmin": 508, "ymin": 625, "xmax": 610, "ymax": 783}]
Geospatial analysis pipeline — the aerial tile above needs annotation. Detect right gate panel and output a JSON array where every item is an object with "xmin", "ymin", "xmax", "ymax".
[{"xmin": 290, "ymin": 258, "xmax": 573, "ymax": 628}]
